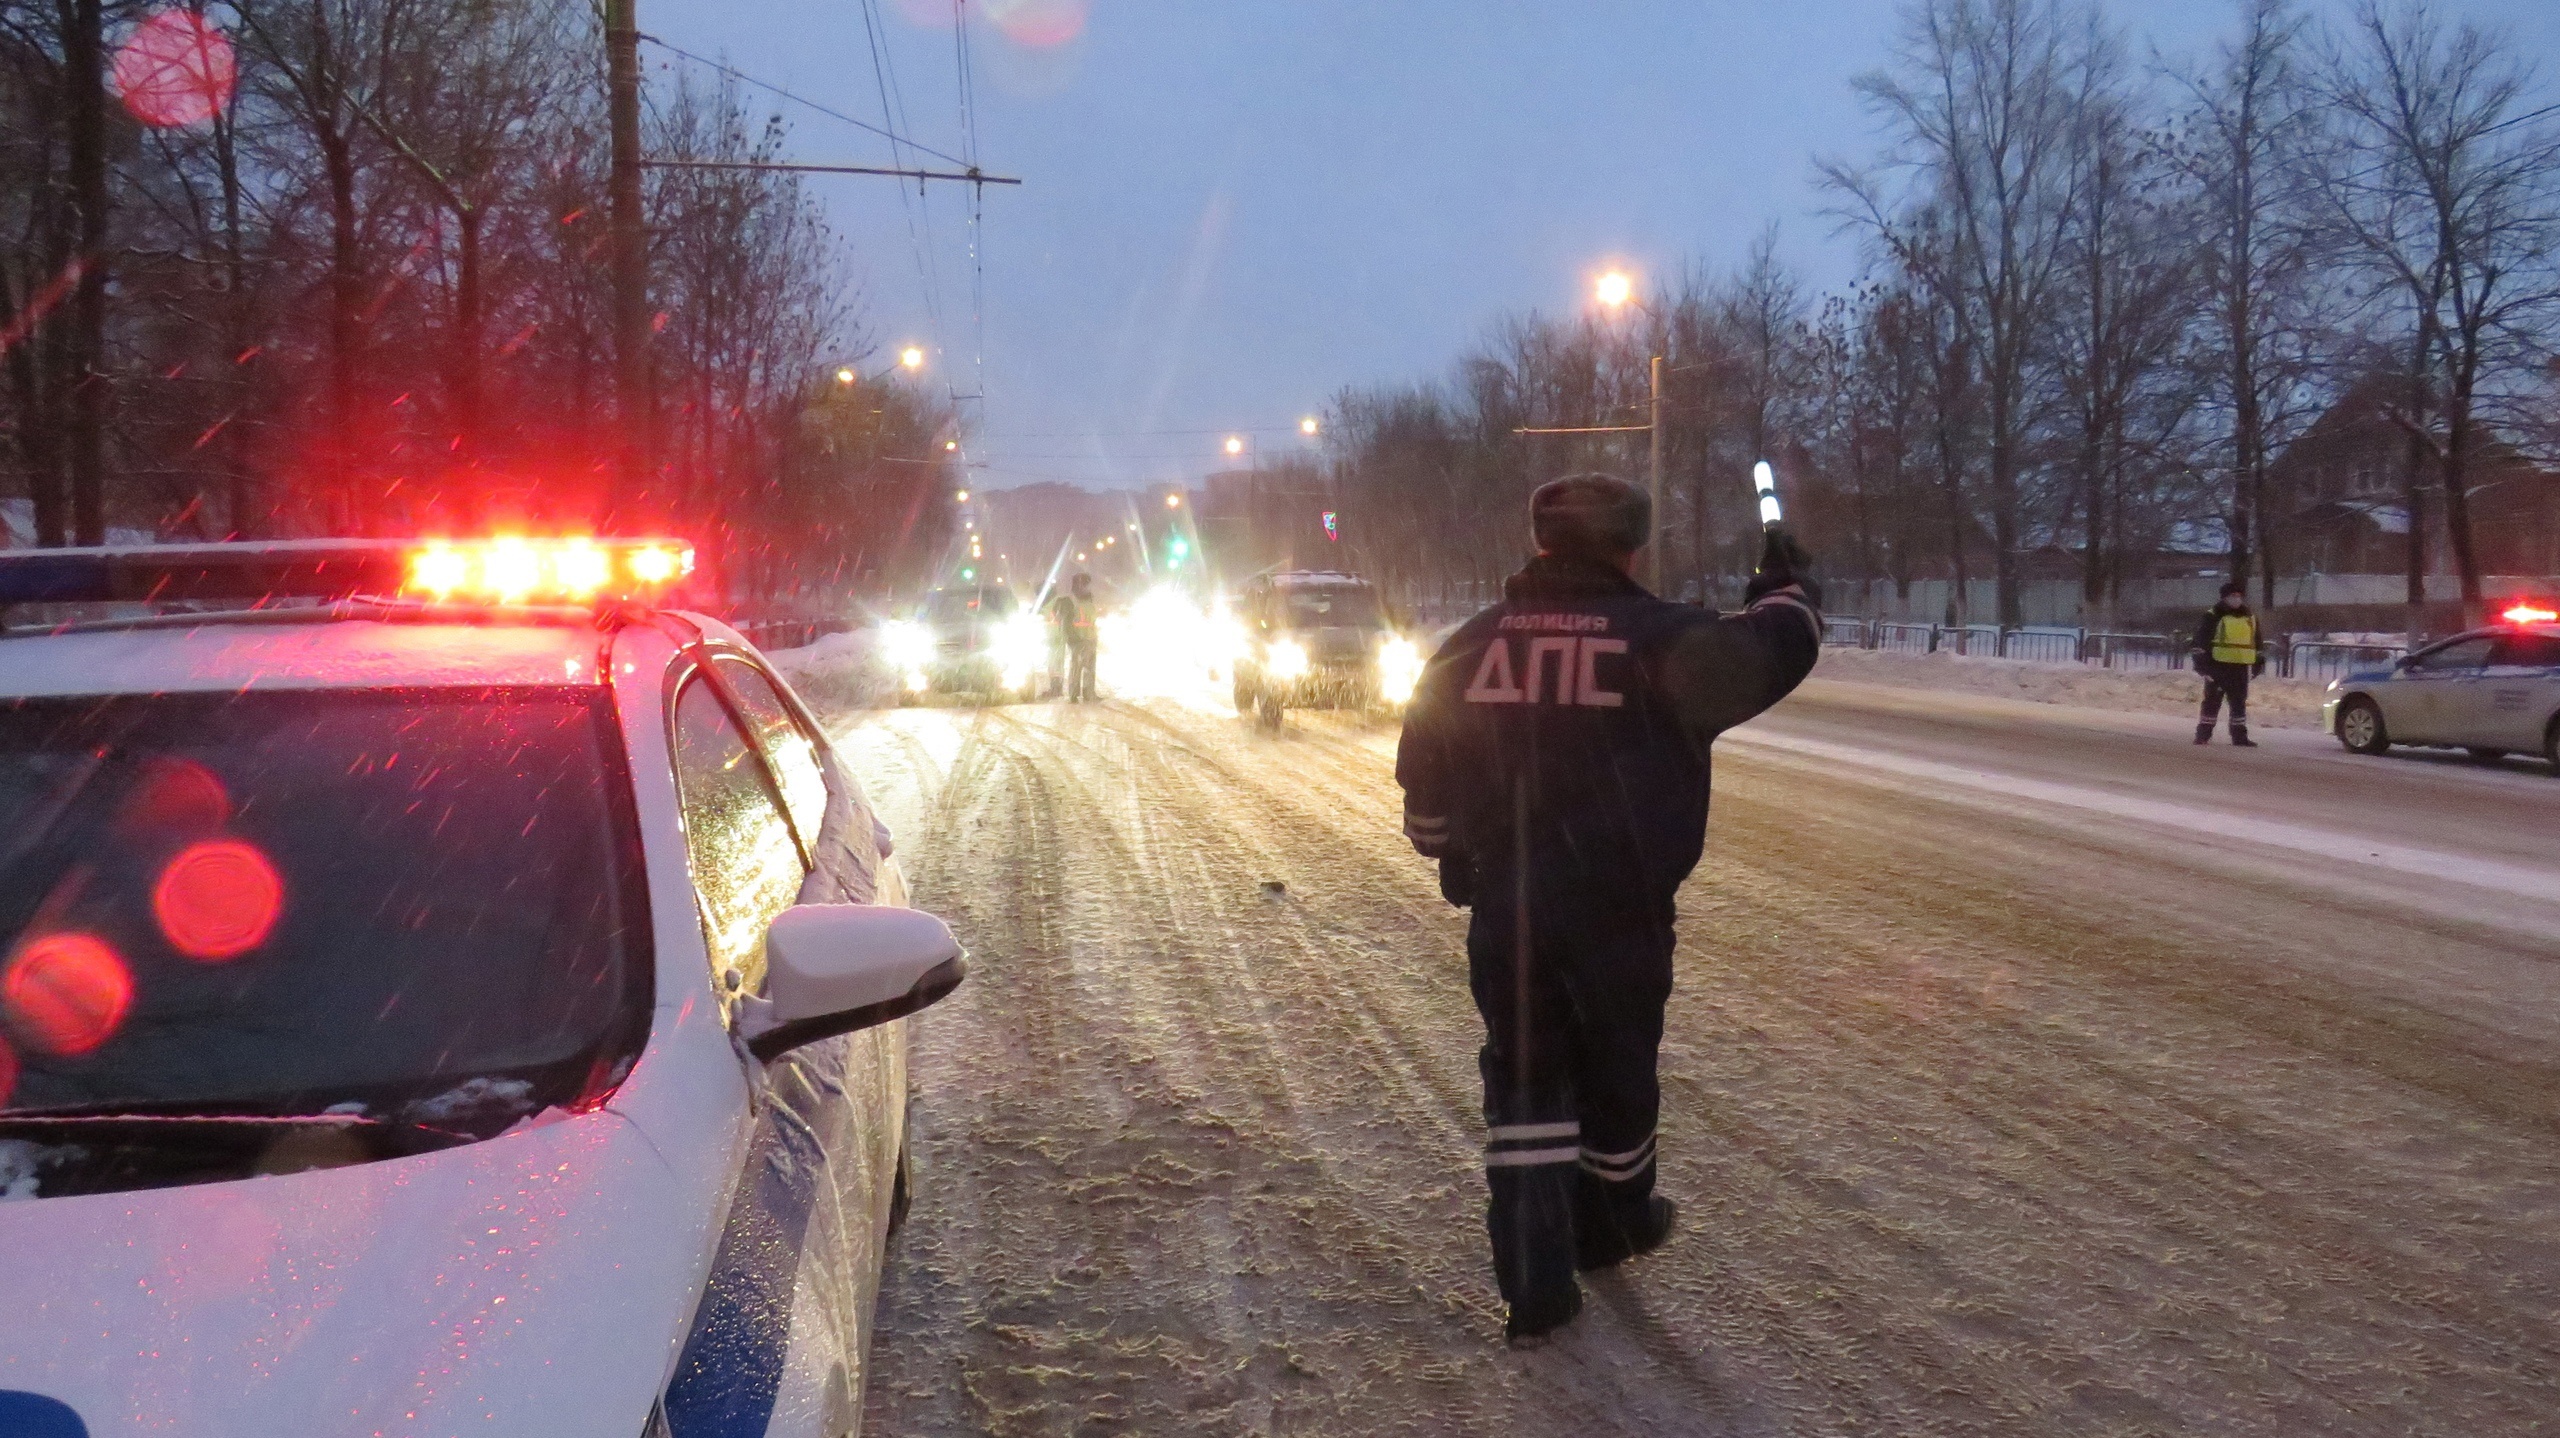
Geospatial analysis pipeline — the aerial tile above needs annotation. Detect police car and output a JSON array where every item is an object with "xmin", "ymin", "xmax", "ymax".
[
  {"xmin": 0, "ymin": 538, "xmax": 961, "ymax": 1437},
  {"xmin": 2324, "ymin": 603, "xmax": 2560, "ymax": 769}
]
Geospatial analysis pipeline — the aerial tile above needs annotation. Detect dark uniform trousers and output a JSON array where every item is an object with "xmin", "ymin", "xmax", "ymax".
[
  {"xmin": 1469, "ymin": 891, "xmax": 1674, "ymax": 1307},
  {"xmin": 2198, "ymin": 659, "xmax": 2251, "ymax": 730}
]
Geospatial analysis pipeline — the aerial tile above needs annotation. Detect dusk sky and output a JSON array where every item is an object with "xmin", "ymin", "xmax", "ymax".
[{"xmin": 648, "ymin": 1, "xmax": 2560, "ymax": 493}]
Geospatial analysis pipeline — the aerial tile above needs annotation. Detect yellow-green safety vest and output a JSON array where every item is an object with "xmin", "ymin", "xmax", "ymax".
[{"xmin": 2211, "ymin": 613, "xmax": 2258, "ymax": 665}]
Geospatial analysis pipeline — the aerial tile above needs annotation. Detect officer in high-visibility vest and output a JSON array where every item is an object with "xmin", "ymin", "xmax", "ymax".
[
  {"xmin": 1049, "ymin": 573, "xmax": 1100, "ymax": 703},
  {"xmin": 1395, "ymin": 472, "xmax": 1821, "ymax": 1344},
  {"xmin": 2190, "ymin": 579, "xmax": 2265, "ymax": 746}
]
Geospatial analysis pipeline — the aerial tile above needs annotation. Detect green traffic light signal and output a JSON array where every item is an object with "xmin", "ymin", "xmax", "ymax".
[
  {"xmin": 1168, "ymin": 534, "xmax": 1190, "ymax": 560},
  {"xmin": 961, "ymin": 566, "xmax": 976, "ymax": 581}
]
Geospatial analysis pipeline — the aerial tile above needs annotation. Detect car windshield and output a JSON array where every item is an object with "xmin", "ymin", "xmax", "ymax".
[
  {"xmin": 1283, "ymin": 588, "xmax": 1381, "ymax": 628},
  {"xmin": 925, "ymin": 588, "xmax": 1015, "ymax": 625},
  {"xmin": 0, "ymin": 687, "xmax": 649, "ymax": 1133}
]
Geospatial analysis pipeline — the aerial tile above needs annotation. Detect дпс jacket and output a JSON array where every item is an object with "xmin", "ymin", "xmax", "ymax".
[{"xmin": 1395, "ymin": 554, "xmax": 1821, "ymax": 925}]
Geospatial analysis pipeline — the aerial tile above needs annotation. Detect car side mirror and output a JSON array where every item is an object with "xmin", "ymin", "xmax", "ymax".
[{"xmin": 739, "ymin": 905, "xmax": 966, "ymax": 1062}]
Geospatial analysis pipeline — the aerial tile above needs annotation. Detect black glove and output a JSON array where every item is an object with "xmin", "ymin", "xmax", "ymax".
[
  {"xmin": 2190, "ymin": 652, "xmax": 2207, "ymax": 674},
  {"xmin": 2252, "ymin": 657, "xmax": 2267, "ymax": 678},
  {"xmin": 1744, "ymin": 527, "xmax": 1823, "ymax": 610},
  {"xmin": 1438, "ymin": 850, "xmax": 1476, "ymax": 909}
]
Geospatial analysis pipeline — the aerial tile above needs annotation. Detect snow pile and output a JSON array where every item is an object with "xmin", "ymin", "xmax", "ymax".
[
  {"xmin": 1815, "ymin": 645, "xmax": 2332, "ymax": 727},
  {"xmin": 765, "ymin": 628, "xmax": 895, "ymax": 713}
]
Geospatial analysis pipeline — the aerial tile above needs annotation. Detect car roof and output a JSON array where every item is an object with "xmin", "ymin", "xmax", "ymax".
[{"xmin": 0, "ymin": 615, "xmax": 623, "ymax": 699}]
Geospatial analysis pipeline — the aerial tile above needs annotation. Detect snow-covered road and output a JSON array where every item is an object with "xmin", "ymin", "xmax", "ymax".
[{"xmin": 835, "ymin": 678, "xmax": 2560, "ymax": 1436}]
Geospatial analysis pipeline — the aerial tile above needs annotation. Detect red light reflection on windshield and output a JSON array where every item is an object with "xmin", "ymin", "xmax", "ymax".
[
  {"xmin": 3, "ymin": 934, "xmax": 134, "ymax": 1055},
  {"xmin": 0, "ymin": 1039, "xmax": 16, "ymax": 1105},
  {"xmin": 116, "ymin": 756, "xmax": 232, "ymax": 837},
  {"xmin": 154, "ymin": 839, "xmax": 284, "ymax": 961}
]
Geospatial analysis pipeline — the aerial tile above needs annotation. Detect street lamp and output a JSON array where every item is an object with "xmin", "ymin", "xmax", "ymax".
[
  {"xmin": 834, "ymin": 366, "xmax": 856, "ymax": 386},
  {"xmin": 1592, "ymin": 267, "xmax": 1663, "ymax": 593},
  {"xmin": 1299, "ymin": 416, "xmax": 1319, "ymax": 437},
  {"xmin": 1164, "ymin": 493, "xmax": 1183, "ymax": 509},
  {"xmin": 954, "ymin": 489, "xmax": 969, "ymax": 502},
  {"xmin": 899, "ymin": 345, "xmax": 925, "ymax": 371},
  {"xmin": 1223, "ymin": 435, "xmax": 1244, "ymax": 457}
]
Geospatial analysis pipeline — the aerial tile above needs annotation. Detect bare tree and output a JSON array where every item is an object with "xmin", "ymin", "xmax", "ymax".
[
  {"xmin": 1827, "ymin": 0, "xmax": 2095, "ymax": 625},
  {"xmin": 2313, "ymin": 0, "xmax": 2560, "ymax": 626}
]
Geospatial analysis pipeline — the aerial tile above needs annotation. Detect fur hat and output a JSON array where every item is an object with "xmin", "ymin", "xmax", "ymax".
[{"xmin": 1531, "ymin": 472, "xmax": 1650, "ymax": 559}]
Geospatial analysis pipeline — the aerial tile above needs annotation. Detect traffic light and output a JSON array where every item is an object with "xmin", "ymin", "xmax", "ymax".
[
  {"xmin": 1167, "ymin": 534, "xmax": 1190, "ymax": 567},
  {"xmin": 961, "ymin": 566, "xmax": 976, "ymax": 581}
]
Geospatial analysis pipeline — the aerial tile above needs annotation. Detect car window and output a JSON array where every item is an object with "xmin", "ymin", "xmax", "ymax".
[
  {"xmin": 714, "ymin": 657, "xmax": 830, "ymax": 849},
  {"xmin": 673, "ymin": 678, "xmax": 807, "ymax": 992},
  {"xmin": 2409, "ymin": 637, "xmax": 2493, "ymax": 672},
  {"xmin": 1284, "ymin": 588, "xmax": 1380, "ymax": 627},
  {"xmin": 0, "ymin": 688, "xmax": 649, "ymax": 1127},
  {"xmin": 2488, "ymin": 635, "xmax": 2560, "ymax": 669}
]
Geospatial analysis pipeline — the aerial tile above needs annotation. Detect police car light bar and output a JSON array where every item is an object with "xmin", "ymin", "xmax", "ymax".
[
  {"xmin": 2502, "ymin": 602, "xmax": 2558, "ymax": 625},
  {"xmin": 0, "ymin": 537, "xmax": 695, "ymax": 608}
]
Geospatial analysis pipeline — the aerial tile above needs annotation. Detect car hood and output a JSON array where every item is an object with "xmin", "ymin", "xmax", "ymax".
[{"xmin": 0, "ymin": 1110, "xmax": 700, "ymax": 1438}]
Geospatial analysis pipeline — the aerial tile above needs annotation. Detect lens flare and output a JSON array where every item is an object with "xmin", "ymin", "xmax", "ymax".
[
  {"xmin": 1378, "ymin": 635, "xmax": 1425, "ymax": 706},
  {"xmin": 112, "ymin": 9, "xmax": 238, "ymax": 129},
  {"xmin": 984, "ymin": 0, "xmax": 1088, "ymax": 47},
  {"xmin": 154, "ymin": 838, "xmax": 284, "ymax": 961},
  {"xmin": 4, "ymin": 933, "xmax": 133, "ymax": 1056},
  {"xmin": 115, "ymin": 756, "xmax": 230, "ymax": 838}
]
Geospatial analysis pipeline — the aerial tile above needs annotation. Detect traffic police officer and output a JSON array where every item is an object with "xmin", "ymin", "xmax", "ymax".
[
  {"xmin": 2191, "ymin": 579, "xmax": 2265, "ymax": 747},
  {"xmin": 1395, "ymin": 472, "xmax": 1821, "ymax": 1343}
]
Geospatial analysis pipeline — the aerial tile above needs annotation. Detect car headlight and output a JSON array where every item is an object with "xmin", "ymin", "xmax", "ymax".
[
  {"xmin": 881, "ymin": 620, "xmax": 935, "ymax": 672},
  {"xmin": 1265, "ymin": 638, "xmax": 1310, "ymax": 682},
  {"xmin": 1378, "ymin": 635, "xmax": 1424, "ymax": 705},
  {"xmin": 993, "ymin": 613, "xmax": 1048, "ymax": 675}
]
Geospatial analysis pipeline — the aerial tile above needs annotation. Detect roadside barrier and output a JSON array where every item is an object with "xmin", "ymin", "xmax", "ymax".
[{"xmin": 1820, "ymin": 616, "xmax": 2407, "ymax": 684}]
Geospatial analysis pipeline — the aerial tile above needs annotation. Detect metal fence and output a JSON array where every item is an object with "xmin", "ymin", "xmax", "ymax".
[
  {"xmin": 2085, "ymin": 632, "xmax": 2187, "ymax": 671},
  {"xmin": 1999, "ymin": 627, "xmax": 2081, "ymax": 664},
  {"xmin": 2284, "ymin": 640, "xmax": 2402, "ymax": 684},
  {"xmin": 1819, "ymin": 614, "xmax": 2407, "ymax": 684}
]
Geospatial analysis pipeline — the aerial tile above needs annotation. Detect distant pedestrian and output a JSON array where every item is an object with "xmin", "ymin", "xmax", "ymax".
[
  {"xmin": 2191, "ymin": 579, "xmax": 2265, "ymax": 747},
  {"xmin": 1051, "ymin": 573, "xmax": 1099, "ymax": 703},
  {"xmin": 1395, "ymin": 472, "xmax": 1822, "ymax": 1344}
]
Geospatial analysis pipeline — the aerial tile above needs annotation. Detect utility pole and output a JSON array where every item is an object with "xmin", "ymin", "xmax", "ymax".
[
  {"xmin": 604, "ymin": 0, "xmax": 649, "ymax": 525},
  {"xmin": 1647, "ymin": 353, "xmax": 1663, "ymax": 594}
]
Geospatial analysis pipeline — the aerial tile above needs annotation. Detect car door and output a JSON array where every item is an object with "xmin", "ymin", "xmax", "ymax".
[
  {"xmin": 2386, "ymin": 635, "xmax": 2493, "ymax": 744},
  {"xmin": 661, "ymin": 661, "xmax": 890, "ymax": 1438},
  {"xmin": 2477, "ymin": 633, "xmax": 2560, "ymax": 751}
]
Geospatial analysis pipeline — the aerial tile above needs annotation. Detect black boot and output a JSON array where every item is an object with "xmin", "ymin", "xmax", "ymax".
[
  {"xmin": 2231, "ymin": 725, "xmax": 2256, "ymax": 748},
  {"xmin": 1577, "ymin": 1195, "xmax": 1678, "ymax": 1271},
  {"xmin": 2194, "ymin": 722, "xmax": 2213, "ymax": 745},
  {"xmin": 1503, "ymin": 1285, "xmax": 1583, "ymax": 1346}
]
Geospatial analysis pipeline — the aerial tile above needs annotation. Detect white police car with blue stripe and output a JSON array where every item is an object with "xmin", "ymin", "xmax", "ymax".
[{"xmin": 0, "ymin": 539, "xmax": 958, "ymax": 1438}]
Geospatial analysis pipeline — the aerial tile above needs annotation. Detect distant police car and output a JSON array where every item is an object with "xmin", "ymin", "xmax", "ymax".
[
  {"xmin": 0, "ymin": 538, "xmax": 961, "ymax": 1437},
  {"xmin": 2324, "ymin": 603, "xmax": 2560, "ymax": 770}
]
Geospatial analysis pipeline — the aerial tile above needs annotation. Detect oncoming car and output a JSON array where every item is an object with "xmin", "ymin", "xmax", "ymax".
[
  {"xmin": 1230, "ymin": 571, "xmax": 1425, "ymax": 730},
  {"xmin": 878, "ymin": 584, "xmax": 1046, "ymax": 703},
  {"xmin": 2324, "ymin": 603, "xmax": 2560, "ymax": 770},
  {"xmin": 0, "ymin": 538, "xmax": 963, "ymax": 1438}
]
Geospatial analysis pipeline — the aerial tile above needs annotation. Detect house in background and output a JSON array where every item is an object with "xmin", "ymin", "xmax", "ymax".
[{"xmin": 2273, "ymin": 376, "xmax": 2560, "ymax": 579}]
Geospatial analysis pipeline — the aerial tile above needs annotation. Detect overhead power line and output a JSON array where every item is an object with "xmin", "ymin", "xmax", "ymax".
[
  {"xmin": 638, "ymin": 34, "xmax": 974, "ymax": 171},
  {"xmin": 639, "ymin": 158, "xmax": 1019, "ymax": 185}
]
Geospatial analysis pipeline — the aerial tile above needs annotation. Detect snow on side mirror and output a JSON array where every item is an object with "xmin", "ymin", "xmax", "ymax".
[{"xmin": 739, "ymin": 904, "xmax": 966, "ymax": 1062}]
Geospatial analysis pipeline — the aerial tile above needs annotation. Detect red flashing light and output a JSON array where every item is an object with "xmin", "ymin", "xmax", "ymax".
[
  {"xmin": 155, "ymin": 838, "xmax": 284, "ymax": 961},
  {"xmin": 2500, "ymin": 603, "xmax": 2557, "ymax": 625},
  {"xmin": 4, "ymin": 933, "xmax": 133, "ymax": 1056},
  {"xmin": 405, "ymin": 537, "xmax": 693, "ymax": 604}
]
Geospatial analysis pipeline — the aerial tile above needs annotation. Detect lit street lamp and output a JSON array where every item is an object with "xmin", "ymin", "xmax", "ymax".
[
  {"xmin": 1223, "ymin": 435, "xmax": 1244, "ymax": 457},
  {"xmin": 1164, "ymin": 493, "xmax": 1183, "ymax": 509},
  {"xmin": 1299, "ymin": 416, "xmax": 1319, "ymax": 437},
  {"xmin": 899, "ymin": 345, "xmax": 925, "ymax": 371},
  {"xmin": 834, "ymin": 366, "xmax": 856, "ymax": 386},
  {"xmin": 1593, "ymin": 267, "xmax": 1663, "ymax": 593}
]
